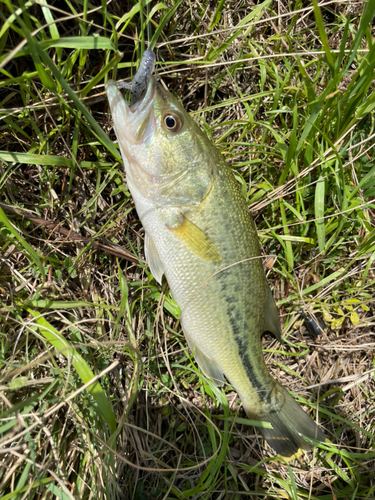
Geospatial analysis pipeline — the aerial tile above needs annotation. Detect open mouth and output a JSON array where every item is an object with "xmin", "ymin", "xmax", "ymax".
[
  {"xmin": 130, "ymin": 79, "xmax": 156, "ymax": 113},
  {"xmin": 106, "ymin": 78, "xmax": 157, "ymax": 146},
  {"xmin": 131, "ymin": 82, "xmax": 157, "ymax": 143}
]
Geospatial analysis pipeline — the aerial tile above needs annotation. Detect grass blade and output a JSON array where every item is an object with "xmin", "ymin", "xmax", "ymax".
[
  {"xmin": 26, "ymin": 309, "xmax": 116, "ymax": 433},
  {"xmin": 312, "ymin": 0, "xmax": 335, "ymax": 69},
  {"xmin": 0, "ymin": 206, "xmax": 46, "ymax": 281}
]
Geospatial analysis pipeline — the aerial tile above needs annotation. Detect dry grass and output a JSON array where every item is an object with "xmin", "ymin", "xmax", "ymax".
[{"xmin": 0, "ymin": 0, "xmax": 375, "ymax": 498}]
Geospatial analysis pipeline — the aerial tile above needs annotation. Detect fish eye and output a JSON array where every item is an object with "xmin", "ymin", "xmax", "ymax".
[{"xmin": 162, "ymin": 112, "xmax": 182, "ymax": 133}]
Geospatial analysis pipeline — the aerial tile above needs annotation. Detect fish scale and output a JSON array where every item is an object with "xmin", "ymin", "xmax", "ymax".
[
  {"xmin": 172, "ymin": 165, "xmax": 267, "ymax": 398},
  {"xmin": 105, "ymin": 50, "xmax": 325, "ymax": 456}
]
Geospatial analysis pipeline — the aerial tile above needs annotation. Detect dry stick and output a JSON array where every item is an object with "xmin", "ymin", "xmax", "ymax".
[
  {"xmin": 302, "ymin": 368, "xmax": 375, "ymax": 391},
  {"xmin": 0, "ymin": 202, "xmax": 142, "ymax": 264}
]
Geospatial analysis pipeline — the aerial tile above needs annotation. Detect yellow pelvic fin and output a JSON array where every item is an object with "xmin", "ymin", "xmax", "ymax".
[
  {"xmin": 168, "ymin": 215, "xmax": 221, "ymax": 262},
  {"xmin": 263, "ymin": 283, "xmax": 283, "ymax": 342},
  {"xmin": 145, "ymin": 233, "xmax": 165, "ymax": 285}
]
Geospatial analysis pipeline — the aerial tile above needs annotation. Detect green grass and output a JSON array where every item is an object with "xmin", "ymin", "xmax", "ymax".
[{"xmin": 0, "ymin": 0, "xmax": 375, "ymax": 498}]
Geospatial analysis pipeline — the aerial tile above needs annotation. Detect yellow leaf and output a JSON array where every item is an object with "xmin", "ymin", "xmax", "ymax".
[
  {"xmin": 331, "ymin": 317, "xmax": 345, "ymax": 329},
  {"xmin": 333, "ymin": 306, "xmax": 345, "ymax": 316},
  {"xmin": 350, "ymin": 311, "xmax": 360, "ymax": 325},
  {"xmin": 322, "ymin": 310, "xmax": 333, "ymax": 322}
]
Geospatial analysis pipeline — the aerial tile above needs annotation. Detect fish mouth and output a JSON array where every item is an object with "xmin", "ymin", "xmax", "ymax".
[{"xmin": 106, "ymin": 77, "xmax": 157, "ymax": 147}]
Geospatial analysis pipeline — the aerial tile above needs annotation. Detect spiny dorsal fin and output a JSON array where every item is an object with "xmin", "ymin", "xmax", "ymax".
[{"xmin": 167, "ymin": 215, "xmax": 221, "ymax": 263}]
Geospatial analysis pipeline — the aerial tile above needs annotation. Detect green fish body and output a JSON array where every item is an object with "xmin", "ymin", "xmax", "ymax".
[{"xmin": 106, "ymin": 63, "xmax": 325, "ymax": 456}]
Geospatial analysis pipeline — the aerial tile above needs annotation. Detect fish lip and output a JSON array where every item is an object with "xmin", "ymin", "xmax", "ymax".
[
  {"xmin": 106, "ymin": 78, "xmax": 157, "ymax": 148},
  {"xmin": 132, "ymin": 80, "xmax": 157, "ymax": 144},
  {"xmin": 129, "ymin": 78, "xmax": 156, "ymax": 114},
  {"xmin": 106, "ymin": 77, "xmax": 156, "ymax": 117}
]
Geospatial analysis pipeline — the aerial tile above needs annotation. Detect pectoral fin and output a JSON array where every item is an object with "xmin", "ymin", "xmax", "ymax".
[
  {"xmin": 167, "ymin": 215, "xmax": 221, "ymax": 262},
  {"xmin": 263, "ymin": 283, "xmax": 283, "ymax": 342},
  {"xmin": 145, "ymin": 233, "xmax": 164, "ymax": 284}
]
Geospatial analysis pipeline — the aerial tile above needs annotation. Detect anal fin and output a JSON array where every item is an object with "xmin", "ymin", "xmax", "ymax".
[
  {"xmin": 194, "ymin": 345, "xmax": 225, "ymax": 387},
  {"xmin": 263, "ymin": 283, "xmax": 283, "ymax": 342},
  {"xmin": 145, "ymin": 233, "xmax": 164, "ymax": 284},
  {"xmin": 183, "ymin": 329, "xmax": 224, "ymax": 386}
]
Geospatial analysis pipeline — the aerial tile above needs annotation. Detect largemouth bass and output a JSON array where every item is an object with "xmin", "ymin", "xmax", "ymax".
[{"xmin": 105, "ymin": 51, "xmax": 325, "ymax": 456}]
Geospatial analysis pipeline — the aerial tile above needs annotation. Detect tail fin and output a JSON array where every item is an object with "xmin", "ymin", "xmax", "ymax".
[{"xmin": 250, "ymin": 385, "xmax": 325, "ymax": 457}]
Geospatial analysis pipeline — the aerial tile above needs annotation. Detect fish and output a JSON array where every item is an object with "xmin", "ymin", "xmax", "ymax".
[{"xmin": 105, "ymin": 50, "xmax": 325, "ymax": 456}]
